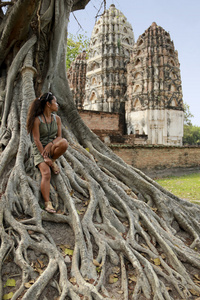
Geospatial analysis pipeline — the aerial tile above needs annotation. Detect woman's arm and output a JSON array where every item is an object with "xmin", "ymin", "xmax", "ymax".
[
  {"xmin": 52, "ymin": 115, "xmax": 62, "ymax": 143},
  {"xmin": 32, "ymin": 117, "xmax": 44, "ymax": 155}
]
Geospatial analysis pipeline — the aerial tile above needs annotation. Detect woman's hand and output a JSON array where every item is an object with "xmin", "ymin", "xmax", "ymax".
[
  {"xmin": 44, "ymin": 157, "xmax": 53, "ymax": 167},
  {"xmin": 42, "ymin": 143, "xmax": 53, "ymax": 158}
]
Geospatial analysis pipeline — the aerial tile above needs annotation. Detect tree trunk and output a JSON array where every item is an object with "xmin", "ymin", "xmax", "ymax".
[{"xmin": 0, "ymin": 1, "xmax": 200, "ymax": 299}]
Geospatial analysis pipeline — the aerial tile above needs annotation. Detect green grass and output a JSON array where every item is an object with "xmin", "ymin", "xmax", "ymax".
[{"xmin": 155, "ymin": 173, "xmax": 200, "ymax": 203}]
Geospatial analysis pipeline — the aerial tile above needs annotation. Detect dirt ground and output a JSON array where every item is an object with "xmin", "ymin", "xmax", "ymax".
[{"xmin": 2, "ymin": 207, "xmax": 200, "ymax": 300}]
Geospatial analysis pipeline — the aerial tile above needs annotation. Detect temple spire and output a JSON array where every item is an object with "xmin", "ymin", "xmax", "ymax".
[
  {"xmin": 83, "ymin": 4, "xmax": 134, "ymax": 113},
  {"xmin": 126, "ymin": 23, "xmax": 184, "ymax": 145}
]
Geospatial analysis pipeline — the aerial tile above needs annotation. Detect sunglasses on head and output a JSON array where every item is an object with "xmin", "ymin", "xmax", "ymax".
[{"xmin": 46, "ymin": 92, "xmax": 52, "ymax": 101}]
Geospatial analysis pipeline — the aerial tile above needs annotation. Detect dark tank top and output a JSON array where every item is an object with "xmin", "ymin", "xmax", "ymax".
[{"xmin": 37, "ymin": 114, "xmax": 58, "ymax": 146}]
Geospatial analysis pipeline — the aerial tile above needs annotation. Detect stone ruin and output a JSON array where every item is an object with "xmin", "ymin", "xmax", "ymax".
[
  {"xmin": 67, "ymin": 5, "xmax": 184, "ymax": 146},
  {"xmin": 83, "ymin": 4, "xmax": 134, "ymax": 113},
  {"xmin": 67, "ymin": 51, "xmax": 87, "ymax": 109},
  {"xmin": 126, "ymin": 22, "xmax": 184, "ymax": 145}
]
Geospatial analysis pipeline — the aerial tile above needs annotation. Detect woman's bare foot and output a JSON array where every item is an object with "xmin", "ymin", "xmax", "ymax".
[{"xmin": 51, "ymin": 161, "xmax": 60, "ymax": 175}]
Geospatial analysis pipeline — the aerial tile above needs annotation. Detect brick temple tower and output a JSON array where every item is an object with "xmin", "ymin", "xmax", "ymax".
[
  {"xmin": 126, "ymin": 22, "xmax": 184, "ymax": 145},
  {"xmin": 67, "ymin": 51, "xmax": 87, "ymax": 109},
  {"xmin": 83, "ymin": 4, "xmax": 134, "ymax": 113}
]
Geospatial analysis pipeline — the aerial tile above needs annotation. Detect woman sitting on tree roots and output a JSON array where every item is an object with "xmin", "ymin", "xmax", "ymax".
[{"xmin": 27, "ymin": 92, "xmax": 68, "ymax": 213}]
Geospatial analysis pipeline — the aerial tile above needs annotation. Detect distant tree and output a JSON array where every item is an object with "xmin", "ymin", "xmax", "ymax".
[
  {"xmin": 182, "ymin": 103, "xmax": 200, "ymax": 145},
  {"xmin": 66, "ymin": 33, "xmax": 89, "ymax": 69},
  {"xmin": 183, "ymin": 102, "xmax": 194, "ymax": 125},
  {"xmin": 183, "ymin": 124, "xmax": 200, "ymax": 145}
]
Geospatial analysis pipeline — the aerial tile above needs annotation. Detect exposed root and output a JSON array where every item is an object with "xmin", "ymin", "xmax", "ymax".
[{"xmin": 2, "ymin": 131, "xmax": 200, "ymax": 299}]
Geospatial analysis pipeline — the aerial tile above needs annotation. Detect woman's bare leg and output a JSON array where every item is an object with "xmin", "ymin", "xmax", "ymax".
[
  {"xmin": 51, "ymin": 138, "xmax": 68, "ymax": 160},
  {"xmin": 38, "ymin": 162, "xmax": 51, "ymax": 203},
  {"xmin": 47, "ymin": 139, "xmax": 68, "ymax": 174},
  {"xmin": 38, "ymin": 162, "xmax": 56, "ymax": 213}
]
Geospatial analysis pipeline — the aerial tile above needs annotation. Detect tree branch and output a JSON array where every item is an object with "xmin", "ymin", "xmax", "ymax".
[
  {"xmin": 0, "ymin": 1, "xmax": 14, "ymax": 8},
  {"xmin": 71, "ymin": 0, "xmax": 90, "ymax": 12},
  {"xmin": 0, "ymin": 0, "xmax": 40, "ymax": 66}
]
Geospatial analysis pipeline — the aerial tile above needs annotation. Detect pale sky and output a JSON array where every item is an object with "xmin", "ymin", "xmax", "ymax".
[{"xmin": 68, "ymin": 0, "xmax": 200, "ymax": 126}]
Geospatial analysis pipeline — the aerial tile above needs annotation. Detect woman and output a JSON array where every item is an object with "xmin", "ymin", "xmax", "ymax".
[{"xmin": 27, "ymin": 92, "xmax": 68, "ymax": 213}]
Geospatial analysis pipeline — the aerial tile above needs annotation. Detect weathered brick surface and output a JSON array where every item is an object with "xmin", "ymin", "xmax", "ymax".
[
  {"xmin": 67, "ymin": 51, "xmax": 87, "ymax": 109},
  {"xmin": 79, "ymin": 110, "xmax": 123, "ymax": 132},
  {"xmin": 126, "ymin": 22, "xmax": 184, "ymax": 145},
  {"xmin": 110, "ymin": 145, "xmax": 200, "ymax": 170},
  {"xmin": 84, "ymin": 4, "xmax": 134, "ymax": 113}
]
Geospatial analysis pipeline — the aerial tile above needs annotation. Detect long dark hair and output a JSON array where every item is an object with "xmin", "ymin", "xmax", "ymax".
[{"xmin": 27, "ymin": 92, "xmax": 54, "ymax": 133}]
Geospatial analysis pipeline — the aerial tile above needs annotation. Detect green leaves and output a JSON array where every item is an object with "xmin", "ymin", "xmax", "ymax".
[
  {"xmin": 4, "ymin": 279, "xmax": 16, "ymax": 287},
  {"xmin": 66, "ymin": 33, "xmax": 90, "ymax": 69},
  {"xmin": 59, "ymin": 244, "xmax": 74, "ymax": 256},
  {"xmin": 64, "ymin": 248, "xmax": 74, "ymax": 256},
  {"xmin": 3, "ymin": 292, "xmax": 14, "ymax": 300},
  {"xmin": 183, "ymin": 124, "xmax": 200, "ymax": 145},
  {"xmin": 183, "ymin": 102, "xmax": 200, "ymax": 145},
  {"xmin": 183, "ymin": 102, "xmax": 194, "ymax": 126},
  {"xmin": 3, "ymin": 280, "xmax": 16, "ymax": 299}
]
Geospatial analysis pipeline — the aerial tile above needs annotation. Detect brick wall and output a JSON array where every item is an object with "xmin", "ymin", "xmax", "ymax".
[
  {"xmin": 79, "ymin": 110, "xmax": 123, "ymax": 132},
  {"xmin": 110, "ymin": 145, "xmax": 200, "ymax": 171},
  {"xmin": 78, "ymin": 110, "xmax": 200, "ymax": 176}
]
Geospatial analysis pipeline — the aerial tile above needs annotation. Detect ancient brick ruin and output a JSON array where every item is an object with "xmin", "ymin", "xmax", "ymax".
[
  {"xmin": 126, "ymin": 22, "xmax": 184, "ymax": 145},
  {"xmin": 67, "ymin": 51, "xmax": 87, "ymax": 109},
  {"xmin": 83, "ymin": 4, "xmax": 134, "ymax": 113},
  {"xmin": 67, "ymin": 5, "xmax": 184, "ymax": 146}
]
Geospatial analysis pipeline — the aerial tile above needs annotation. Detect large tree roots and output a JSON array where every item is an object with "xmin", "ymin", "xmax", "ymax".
[{"xmin": 1, "ymin": 134, "xmax": 200, "ymax": 299}]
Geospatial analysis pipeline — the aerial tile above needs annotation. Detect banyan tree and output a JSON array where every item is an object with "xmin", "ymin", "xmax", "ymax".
[{"xmin": 0, "ymin": 1, "xmax": 200, "ymax": 299}]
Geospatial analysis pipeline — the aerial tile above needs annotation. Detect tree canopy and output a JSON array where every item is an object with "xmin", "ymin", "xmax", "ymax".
[
  {"xmin": 183, "ymin": 103, "xmax": 200, "ymax": 145},
  {"xmin": 183, "ymin": 124, "xmax": 200, "ymax": 145},
  {"xmin": 183, "ymin": 102, "xmax": 194, "ymax": 126},
  {"xmin": 0, "ymin": 1, "xmax": 200, "ymax": 300},
  {"xmin": 66, "ymin": 33, "xmax": 89, "ymax": 69}
]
